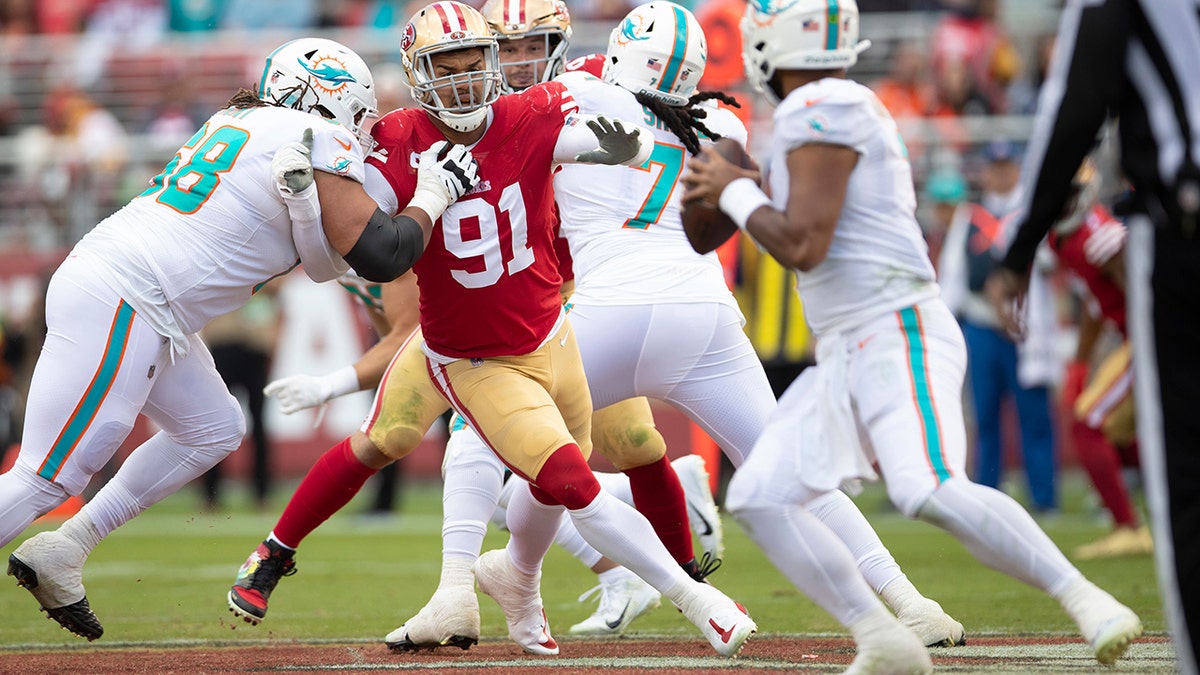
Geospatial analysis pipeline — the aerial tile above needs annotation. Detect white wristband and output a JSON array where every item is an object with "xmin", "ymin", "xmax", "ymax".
[
  {"xmin": 282, "ymin": 182, "xmax": 320, "ymax": 223},
  {"xmin": 718, "ymin": 177, "xmax": 772, "ymax": 231},
  {"xmin": 407, "ymin": 188, "xmax": 449, "ymax": 223},
  {"xmin": 326, "ymin": 365, "xmax": 361, "ymax": 399}
]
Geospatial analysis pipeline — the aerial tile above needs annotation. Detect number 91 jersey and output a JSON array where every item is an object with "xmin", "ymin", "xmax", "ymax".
[{"xmin": 365, "ymin": 83, "xmax": 579, "ymax": 359}]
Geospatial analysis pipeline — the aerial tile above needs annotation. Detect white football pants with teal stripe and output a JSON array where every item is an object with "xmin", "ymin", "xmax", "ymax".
[{"xmin": 0, "ymin": 255, "xmax": 244, "ymax": 546}]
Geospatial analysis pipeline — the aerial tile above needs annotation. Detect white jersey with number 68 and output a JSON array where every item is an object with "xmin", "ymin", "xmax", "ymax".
[{"xmin": 72, "ymin": 105, "xmax": 364, "ymax": 348}]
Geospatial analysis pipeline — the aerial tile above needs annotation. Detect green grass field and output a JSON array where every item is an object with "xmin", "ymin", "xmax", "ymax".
[{"xmin": 0, "ymin": 470, "xmax": 1164, "ymax": 648}]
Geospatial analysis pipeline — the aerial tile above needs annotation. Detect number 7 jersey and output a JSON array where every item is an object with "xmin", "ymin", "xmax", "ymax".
[{"xmin": 365, "ymin": 83, "xmax": 579, "ymax": 359}]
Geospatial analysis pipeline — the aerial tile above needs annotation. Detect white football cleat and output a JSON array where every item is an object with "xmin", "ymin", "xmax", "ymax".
[
  {"xmin": 1060, "ymin": 576, "xmax": 1143, "ymax": 665},
  {"xmin": 894, "ymin": 595, "xmax": 966, "ymax": 647},
  {"xmin": 8, "ymin": 531, "xmax": 103, "ymax": 640},
  {"xmin": 474, "ymin": 550, "xmax": 558, "ymax": 655},
  {"xmin": 385, "ymin": 582, "xmax": 480, "ymax": 652},
  {"xmin": 569, "ymin": 567, "xmax": 662, "ymax": 636},
  {"xmin": 846, "ymin": 608, "xmax": 933, "ymax": 675},
  {"xmin": 679, "ymin": 581, "xmax": 756, "ymax": 657},
  {"xmin": 674, "ymin": 454, "xmax": 725, "ymax": 560}
]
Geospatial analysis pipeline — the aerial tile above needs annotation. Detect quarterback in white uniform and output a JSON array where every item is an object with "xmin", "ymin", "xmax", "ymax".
[
  {"xmin": 0, "ymin": 38, "xmax": 479, "ymax": 641},
  {"xmin": 683, "ymin": 0, "xmax": 1143, "ymax": 671}
]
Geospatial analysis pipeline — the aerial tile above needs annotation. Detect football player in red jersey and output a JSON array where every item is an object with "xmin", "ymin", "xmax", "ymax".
[
  {"xmin": 1045, "ymin": 162, "xmax": 1150, "ymax": 560},
  {"xmin": 229, "ymin": 0, "xmax": 755, "ymax": 659}
]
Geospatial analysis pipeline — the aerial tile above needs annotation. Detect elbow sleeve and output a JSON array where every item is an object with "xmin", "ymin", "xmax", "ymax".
[{"xmin": 343, "ymin": 208, "xmax": 425, "ymax": 282}]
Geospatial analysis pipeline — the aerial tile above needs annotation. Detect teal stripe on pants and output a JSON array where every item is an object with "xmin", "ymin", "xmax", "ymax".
[
  {"xmin": 39, "ymin": 301, "xmax": 136, "ymax": 481},
  {"xmin": 898, "ymin": 306, "xmax": 950, "ymax": 481}
]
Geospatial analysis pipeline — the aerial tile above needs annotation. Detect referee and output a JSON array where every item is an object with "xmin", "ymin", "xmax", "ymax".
[{"xmin": 985, "ymin": 1, "xmax": 1200, "ymax": 672}]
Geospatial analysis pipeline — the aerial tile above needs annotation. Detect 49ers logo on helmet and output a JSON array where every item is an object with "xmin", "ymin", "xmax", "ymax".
[{"xmin": 401, "ymin": 22, "xmax": 416, "ymax": 51}]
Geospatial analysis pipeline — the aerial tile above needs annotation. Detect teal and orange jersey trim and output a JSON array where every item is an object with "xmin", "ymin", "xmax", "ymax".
[
  {"xmin": 896, "ymin": 306, "xmax": 952, "ymax": 483},
  {"xmin": 38, "ymin": 301, "xmax": 137, "ymax": 482}
]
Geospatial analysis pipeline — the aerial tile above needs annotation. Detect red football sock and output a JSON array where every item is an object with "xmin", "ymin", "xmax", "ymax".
[
  {"xmin": 626, "ymin": 455, "xmax": 695, "ymax": 565},
  {"xmin": 1072, "ymin": 420, "xmax": 1138, "ymax": 527},
  {"xmin": 273, "ymin": 437, "xmax": 378, "ymax": 548}
]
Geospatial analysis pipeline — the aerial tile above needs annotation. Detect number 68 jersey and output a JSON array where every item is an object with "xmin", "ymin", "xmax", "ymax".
[
  {"xmin": 72, "ymin": 105, "xmax": 365, "ymax": 344},
  {"xmin": 365, "ymin": 83, "xmax": 581, "ymax": 360}
]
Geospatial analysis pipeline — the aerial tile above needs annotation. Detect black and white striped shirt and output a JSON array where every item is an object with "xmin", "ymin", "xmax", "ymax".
[{"xmin": 1002, "ymin": 0, "xmax": 1200, "ymax": 274}]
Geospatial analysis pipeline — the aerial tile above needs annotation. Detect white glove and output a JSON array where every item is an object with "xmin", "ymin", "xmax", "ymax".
[
  {"xmin": 264, "ymin": 366, "xmax": 359, "ymax": 414},
  {"xmin": 575, "ymin": 115, "xmax": 651, "ymax": 166},
  {"xmin": 408, "ymin": 140, "xmax": 480, "ymax": 221},
  {"xmin": 272, "ymin": 128, "xmax": 315, "ymax": 196}
]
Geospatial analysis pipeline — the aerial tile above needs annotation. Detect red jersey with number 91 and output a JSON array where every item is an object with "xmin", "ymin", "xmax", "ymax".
[{"xmin": 367, "ymin": 83, "xmax": 579, "ymax": 358}]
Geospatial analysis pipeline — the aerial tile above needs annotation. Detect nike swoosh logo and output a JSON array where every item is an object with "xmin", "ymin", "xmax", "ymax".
[
  {"xmin": 689, "ymin": 504, "xmax": 714, "ymax": 536},
  {"xmin": 336, "ymin": 137, "xmax": 353, "ymax": 151},
  {"xmin": 606, "ymin": 600, "xmax": 631, "ymax": 630},
  {"xmin": 560, "ymin": 329, "xmax": 571, "ymax": 346},
  {"xmin": 709, "ymin": 617, "xmax": 734, "ymax": 643}
]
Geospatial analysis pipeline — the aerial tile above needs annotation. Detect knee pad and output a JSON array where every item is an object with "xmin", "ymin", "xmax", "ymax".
[
  {"xmin": 886, "ymin": 479, "xmax": 936, "ymax": 519},
  {"xmin": 166, "ymin": 402, "xmax": 245, "ymax": 456},
  {"xmin": 591, "ymin": 399, "xmax": 666, "ymax": 470}
]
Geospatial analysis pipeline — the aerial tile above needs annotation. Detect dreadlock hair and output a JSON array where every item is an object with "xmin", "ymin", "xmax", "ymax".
[
  {"xmin": 634, "ymin": 90, "xmax": 742, "ymax": 156},
  {"xmin": 225, "ymin": 86, "xmax": 268, "ymax": 110}
]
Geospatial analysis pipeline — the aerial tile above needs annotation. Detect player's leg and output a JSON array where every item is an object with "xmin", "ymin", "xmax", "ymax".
[
  {"xmin": 1073, "ymin": 344, "xmax": 1152, "ymax": 559},
  {"xmin": 871, "ymin": 302, "xmax": 1140, "ymax": 665},
  {"xmin": 1007, "ymin": 369, "xmax": 1057, "ymax": 513},
  {"xmin": 4, "ymin": 261, "xmax": 167, "ymax": 640},
  {"xmin": 960, "ymin": 320, "xmax": 1005, "ymax": 490},
  {"xmin": 432, "ymin": 321, "xmax": 755, "ymax": 656},
  {"xmin": 723, "ymin": 384, "xmax": 932, "ymax": 674},
  {"xmin": 386, "ymin": 415, "xmax": 502, "ymax": 651},
  {"xmin": 228, "ymin": 330, "xmax": 447, "ymax": 624},
  {"xmin": 569, "ymin": 303, "xmax": 712, "ymax": 581}
]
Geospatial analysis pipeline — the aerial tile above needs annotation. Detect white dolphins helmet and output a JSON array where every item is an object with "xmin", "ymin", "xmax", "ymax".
[
  {"xmin": 603, "ymin": 2, "xmax": 707, "ymax": 107},
  {"xmin": 401, "ymin": 1, "xmax": 504, "ymax": 132},
  {"xmin": 259, "ymin": 38, "xmax": 378, "ymax": 150},
  {"xmin": 741, "ymin": 0, "xmax": 871, "ymax": 105}
]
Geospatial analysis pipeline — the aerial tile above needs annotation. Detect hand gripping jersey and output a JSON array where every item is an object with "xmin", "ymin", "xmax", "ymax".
[
  {"xmin": 765, "ymin": 78, "xmax": 937, "ymax": 336},
  {"xmin": 1048, "ymin": 203, "xmax": 1127, "ymax": 335},
  {"xmin": 72, "ymin": 106, "xmax": 364, "ymax": 349},
  {"xmin": 552, "ymin": 69, "xmax": 742, "ymax": 311},
  {"xmin": 366, "ymin": 83, "xmax": 579, "ymax": 358}
]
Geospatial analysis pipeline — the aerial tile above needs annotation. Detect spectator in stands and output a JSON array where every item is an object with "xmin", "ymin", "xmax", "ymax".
[
  {"xmin": 932, "ymin": 145, "xmax": 1060, "ymax": 515},
  {"xmin": 930, "ymin": 0, "xmax": 1020, "ymax": 114},
  {"xmin": 1007, "ymin": 33, "xmax": 1056, "ymax": 115},
  {"xmin": 872, "ymin": 41, "xmax": 933, "ymax": 121},
  {"xmin": 39, "ymin": 85, "xmax": 129, "ymax": 243}
]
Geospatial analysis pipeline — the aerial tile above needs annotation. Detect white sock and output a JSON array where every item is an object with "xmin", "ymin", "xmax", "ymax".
[
  {"xmin": 88, "ymin": 431, "xmax": 233, "ymax": 538},
  {"xmin": 553, "ymin": 512, "xmax": 604, "ymax": 569},
  {"xmin": 918, "ymin": 478, "xmax": 1079, "ymax": 594},
  {"xmin": 503, "ymin": 481, "xmax": 564, "ymax": 575},
  {"xmin": 732, "ymin": 501, "xmax": 888, "ymax": 627},
  {"xmin": 807, "ymin": 489, "xmax": 905, "ymax": 594},
  {"xmin": 569, "ymin": 491, "xmax": 690, "ymax": 592},
  {"xmin": 438, "ymin": 556, "xmax": 475, "ymax": 590},
  {"xmin": 441, "ymin": 449, "xmax": 505, "ymax": 559},
  {"xmin": 0, "ymin": 464, "xmax": 69, "ymax": 547},
  {"xmin": 59, "ymin": 510, "xmax": 103, "ymax": 554}
]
